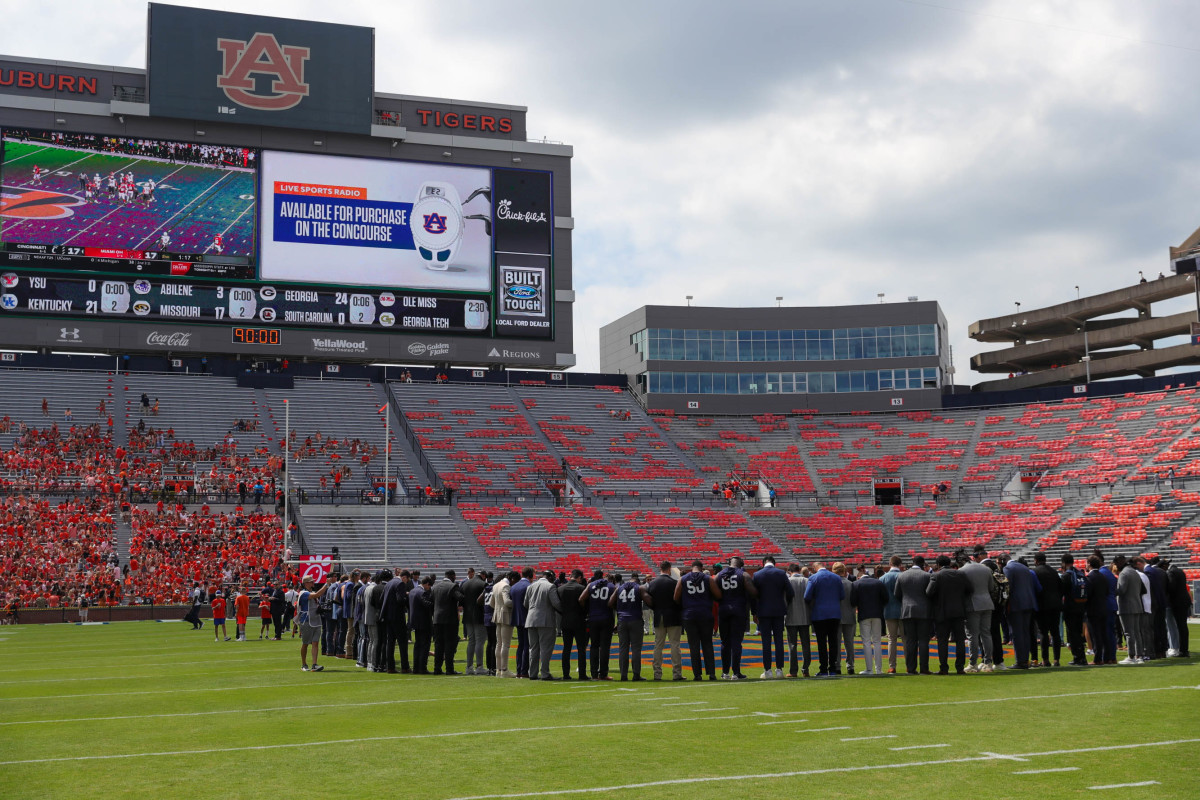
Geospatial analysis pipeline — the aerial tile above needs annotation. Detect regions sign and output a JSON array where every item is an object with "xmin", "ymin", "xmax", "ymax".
[{"xmin": 147, "ymin": 4, "xmax": 374, "ymax": 134}]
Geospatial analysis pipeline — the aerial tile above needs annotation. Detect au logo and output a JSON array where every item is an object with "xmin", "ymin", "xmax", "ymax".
[
  {"xmin": 217, "ymin": 32, "xmax": 310, "ymax": 111},
  {"xmin": 422, "ymin": 213, "xmax": 448, "ymax": 234}
]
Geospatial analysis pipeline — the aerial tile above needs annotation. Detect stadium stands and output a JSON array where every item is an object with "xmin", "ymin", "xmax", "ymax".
[{"xmin": 5, "ymin": 368, "xmax": 1200, "ymax": 607}]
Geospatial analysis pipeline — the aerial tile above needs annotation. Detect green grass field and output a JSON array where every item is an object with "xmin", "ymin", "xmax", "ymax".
[{"xmin": 0, "ymin": 621, "xmax": 1197, "ymax": 799}]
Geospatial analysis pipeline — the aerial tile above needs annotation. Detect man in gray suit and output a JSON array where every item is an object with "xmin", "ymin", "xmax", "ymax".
[
  {"xmin": 893, "ymin": 555, "xmax": 933, "ymax": 674},
  {"xmin": 524, "ymin": 570, "xmax": 558, "ymax": 680},
  {"xmin": 960, "ymin": 546, "xmax": 995, "ymax": 673},
  {"xmin": 460, "ymin": 568, "xmax": 487, "ymax": 675},
  {"xmin": 1116, "ymin": 555, "xmax": 1147, "ymax": 664},
  {"xmin": 880, "ymin": 555, "xmax": 903, "ymax": 674},
  {"xmin": 430, "ymin": 570, "xmax": 464, "ymax": 675},
  {"xmin": 785, "ymin": 563, "xmax": 811, "ymax": 678}
]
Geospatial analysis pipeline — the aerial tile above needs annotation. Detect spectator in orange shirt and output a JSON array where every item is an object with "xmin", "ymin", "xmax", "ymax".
[
  {"xmin": 258, "ymin": 595, "xmax": 272, "ymax": 639},
  {"xmin": 211, "ymin": 591, "xmax": 229, "ymax": 642},
  {"xmin": 234, "ymin": 590, "xmax": 250, "ymax": 641}
]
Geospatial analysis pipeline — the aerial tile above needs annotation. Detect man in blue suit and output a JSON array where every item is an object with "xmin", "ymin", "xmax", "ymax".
[
  {"xmin": 752, "ymin": 556, "xmax": 794, "ymax": 679},
  {"xmin": 408, "ymin": 576, "xmax": 434, "ymax": 674},
  {"xmin": 804, "ymin": 562, "xmax": 844, "ymax": 678},
  {"xmin": 1003, "ymin": 556, "xmax": 1041, "ymax": 669},
  {"xmin": 509, "ymin": 567, "xmax": 532, "ymax": 678}
]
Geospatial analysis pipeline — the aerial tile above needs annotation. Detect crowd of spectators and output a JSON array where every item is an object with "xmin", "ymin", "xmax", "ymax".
[
  {"xmin": 9, "ymin": 129, "xmax": 256, "ymax": 168},
  {"xmin": 1, "ymin": 424, "xmax": 119, "ymax": 492}
]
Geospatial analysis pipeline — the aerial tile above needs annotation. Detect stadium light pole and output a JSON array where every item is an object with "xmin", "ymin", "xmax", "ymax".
[
  {"xmin": 384, "ymin": 403, "xmax": 390, "ymax": 564},
  {"xmin": 1079, "ymin": 324, "xmax": 1091, "ymax": 384}
]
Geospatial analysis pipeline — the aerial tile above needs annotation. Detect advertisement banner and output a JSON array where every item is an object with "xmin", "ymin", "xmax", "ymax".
[
  {"xmin": 147, "ymin": 5, "xmax": 374, "ymax": 134},
  {"xmin": 260, "ymin": 151, "xmax": 493, "ymax": 292}
]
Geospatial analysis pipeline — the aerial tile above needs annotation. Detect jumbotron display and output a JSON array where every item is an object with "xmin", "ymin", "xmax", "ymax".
[
  {"xmin": 0, "ymin": 132, "xmax": 555, "ymax": 340},
  {"xmin": 0, "ymin": 128, "xmax": 256, "ymax": 279}
]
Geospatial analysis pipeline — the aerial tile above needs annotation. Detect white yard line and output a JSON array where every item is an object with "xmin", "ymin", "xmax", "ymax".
[
  {"xmin": 1088, "ymin": 782, "xmax": 1159, "ymax": 790},
  {"xmin": 661, "ymin": 701, "xmax": 708, "ymax": 706},
  {"xmin": 793, "ymin": 727, "xmax": 852, "ymax": 733},
  {"xmin": 1013, "ymin": 767, "xmax": 1080, "ymax": 775},
  {"xmin": 0, "ymin": 713, "xmax": 747, "ymax": 766},
  {"xmin": 433, "ymin": 739, "xmax": 1200, "ymax": 800},
  {"xmin": 889, "ymin": 744, "xmax": 949, "ymax": 751},
  {"xmin": 841, "ymin": 735, "xmax": 898, "ymax": 742},
  {"xmin": 757, "ymin": 719, "xmax": 810, "ymax": 726}
]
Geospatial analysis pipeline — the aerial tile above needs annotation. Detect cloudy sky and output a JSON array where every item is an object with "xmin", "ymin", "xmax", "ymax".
[{"xmin": 9, "ymin": 0, "xmax": 1200, "ymax": 378}]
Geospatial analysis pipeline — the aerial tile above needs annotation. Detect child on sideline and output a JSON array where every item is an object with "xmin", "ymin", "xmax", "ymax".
[
  {"xmin": 234, "ymin": 588, "xmax": 249, "ymax": 641},
  {"xmin": 211, "ymin": 591, "xmax": 229, "ymax": 642}
]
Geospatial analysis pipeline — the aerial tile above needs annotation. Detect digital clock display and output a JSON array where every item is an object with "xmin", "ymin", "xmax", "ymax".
[{"xmin": 231, "ymin": 326, "xmax": 281, "ymax": 346}]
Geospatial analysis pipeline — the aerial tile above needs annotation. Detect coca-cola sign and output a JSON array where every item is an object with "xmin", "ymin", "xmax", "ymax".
[{"xmin": 145, "ymin": 330, "xmax": 193, "ymax": 348}]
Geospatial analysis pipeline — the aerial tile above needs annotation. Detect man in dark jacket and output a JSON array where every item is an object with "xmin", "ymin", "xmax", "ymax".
[
  {"xmin": 1003, "ymin": 556, "xmax": 1041, "ymax": 669},
  {"xmin": 1143, "ymin": 557, "xmax": 1169, "ymax": 659},
  {"xmin": 553, "ymin": 569, "xmax": 589, "ymax": 679},
  {"xmin": 1084, "ymin": 555, "xmax": 1115, "ymax": 665},
  {"xmin": 430, "ymin": 570, "xmax": 464, "ymax": 675},
  {"xmin": 1058, "ymin": 554, "xmax": 1089, "ymax": 666},
  {"xmin": 268, "ymin": 581, "xmax": 287, "ymax": 640},
  {"xmin": 850, "ymin": 568, "xmax": 888, "ymax": 675},
  {"xmin": 1165, "ymin": 560, "xmax": 1191, "ymax": 657},
  {"xmin": 926, "ymin": 555, "xmax": 971, "ymax": 675},
  {"xmin": 408, "ymin": 576, "xmax": 434, "ymax": 674},
  {"xmin": 379, "ymin": 569, "xmax": 411, "ymax": 674},
  {"xmin": 460, "ymin": 568, "xmax": 487, "ymax": 675},
  {"xmin": 751, "ymin": 556, "xmax": 794, "ymax": 679},
  {"xmin": 646, "ymin": 562, "xmax": 683, "ymax": 681},
  {"xmin": 1032, "ymin": 552, "xmax": 1064, "ymax": 666},
  {"xmin": 509, "ymin": 568, "xmax": 533, "ymax": 678}
]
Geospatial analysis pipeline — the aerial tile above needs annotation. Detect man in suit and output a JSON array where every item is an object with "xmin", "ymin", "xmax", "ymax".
[
  {"xmin": 1003, "ymin": 556, "xmax": 1041, "ymax": 669},
  {"xmin": 803, "ymin": 561, "xmax": 844, "ymax": 677},
  {"xmin": 926, "ymin": 555, "xmax": 970, "ymax": 675},
  {"xmin": 430, "ymin": 570, "xmax": 464, "ymax": 675},
  {"xmin": 408, "ymin": 576, "xmax": 434, "ymax": 674},
  {"xmin": 553, "ymin": 569, "xmax": 589, "ymax": 679},
  {"xmin": 1164, "ymin": 559, "xmax": 1191, "ymax": 657},
  {"xmin": 752, "ymin": 555, "xmax": 794, "ymax": 679},
  {"xmin": 646, "ymin": 561, "xmax": 683, "ymax": 681},
  {"xmin": 460, "ymin": 568, "xmax": 487, "ymax": 675},
  {"xmin": 361, "ymin": 571, "xmax": 384, "ymax": 672},
  {"xmin": 1058, "ymin": 554, "xmax": 1089, "ymax": 667},
  {"xmin": 509, "ymin": 567, "xmax": 533, "ymax": 678},
  {"xmin": 850, "ymin": 566, "xmax": 888, "ymax": 675},
  {"xmin": 833, "ymin": 563, "xmax": 856, "ymax": 675},
  {"xmin": 785, "ymin": 562, "xmax": 811, "ymax": 678},
  {"xmin": 960, "ymin": 547, "xmax": 994, "ymax": 673},
  {"xmin": 1116, "ymin": 556, "xmax": 1147, "ymax": 664},
  {"xmin": 1143, "ymin": 557, "xmax": 1169, "ymax": 659},
  {"xmin": 378, "ymin": 568, "xmax": 411, "ymax": 674},
  {"xmin": 524, "ymin": 570, "xmax": 558, "ymax": 680},
  {"xmin": 1031, "ymin": 552, "xmax": 1064, "ymax": 666},
  {"xmin": 880, "ymin": 556, "xmax": 903, "ymax": 675},
  {"xmin": 1085, "ymin": 555, "xmax": 1115, "ymax": 664},
  {"xmin": 490, "ymin": 571, "xmax": 516, "ymax": 677},
  {"xmin": 893, "ymin": 555, "xmax": 933, "ymax": 674}
]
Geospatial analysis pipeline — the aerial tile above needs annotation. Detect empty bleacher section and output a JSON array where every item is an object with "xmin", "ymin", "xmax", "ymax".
[
  {"xmin": 295, "ymin": 505, "xmax": 483, "ymax": 574},
  {"xmin": 264, "ymin": 378, "xmax": 411, "ymax": 501},
  {"xmin": 459, "ymin": 503, "xmax": 649, "ymax": 573},
  {"xmin": 617, "ymin": 506, "xmax": 783, "ymax": 565},
  {"xmin": 749, "ymin": 506, "xmax": 884, "ymax": 564},
  {"xmin": 391, "ymin": 382, "xmax": 560, "ymax": 501},
  {"xmin": 514, "ymin": 386, "xmax": 705, "ymax": 499},
  {"xmin": 655, "ymin": 413, "xmax": 816, "ymax": 496}
]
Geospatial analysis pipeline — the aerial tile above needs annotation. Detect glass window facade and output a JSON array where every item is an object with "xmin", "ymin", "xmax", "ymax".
[
  {"xmin": 631, "ymin": 325, "xmax": 938, "ymax": 362},
  {"xmin": 646, "ymin": 367, "xmax": 940, "ymax": 395}
]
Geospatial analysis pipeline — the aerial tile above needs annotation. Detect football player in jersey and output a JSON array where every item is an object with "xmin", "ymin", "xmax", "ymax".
[
  {"xmin": 211, "ymin": 233, "xmax": 224, "ymax": 255},
  {"xmin": 674, "ymin": 560, "xmax": 722, "ymax": 680},
  {"xmin": 579, "ymin": 570, "xmax": 616, "ymax": 680},
  {"xmin": 158, "ymin": 231, "xmax": 171, "ymax": 252},
  {"xmin": 608, "ymin": 572, "xmax": 653, "ymax": 681},
  {"xmin": 31, "ymin": 165, "xmax": 42, "ymax": 183},
  {"xmin": 715, "ymin": 557, "xmax": 758, "ymax": 680}
]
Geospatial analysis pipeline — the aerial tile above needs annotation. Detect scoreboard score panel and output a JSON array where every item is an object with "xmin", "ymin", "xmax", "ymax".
[{"xmin": 0, "ymin": 271, "xmax": 494, "ymax": 336}]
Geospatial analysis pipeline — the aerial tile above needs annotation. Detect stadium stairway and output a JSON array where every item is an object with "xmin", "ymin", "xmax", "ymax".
[
  {"xmin": 113, "ymin": 512, "xmax": 133, "ymax": 567},
  {"xmin": 294, "ymin": 503, "xmax": 488, "ymax": 574}
]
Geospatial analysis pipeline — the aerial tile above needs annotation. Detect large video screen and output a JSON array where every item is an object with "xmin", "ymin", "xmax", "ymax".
[
  {"xmin": 260, "ymin": 150, "xmax": 493, "ymax": 292},
  {"xmin": 0, "ymin": 128, "xmax": 256, "ymax": 279}
]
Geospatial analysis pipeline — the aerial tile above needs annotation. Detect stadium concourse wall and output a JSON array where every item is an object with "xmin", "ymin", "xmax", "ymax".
[
  {"xmin": 943, "ymin": 368, "xmax": 1200, "ymax": 410},
  {"xmin": 13, "ymin": 604, "xmax": 192, "ymax": 624}
]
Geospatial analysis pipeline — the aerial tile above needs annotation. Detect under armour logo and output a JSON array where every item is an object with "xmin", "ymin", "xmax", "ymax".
[{"xmin": 59, "ymin": 328, "xmax": 80, "ymax": 340}]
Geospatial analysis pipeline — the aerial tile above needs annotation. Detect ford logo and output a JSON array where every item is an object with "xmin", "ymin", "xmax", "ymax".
[{"xmin": 506, "ymin": 285, "xmax": 538, "ymax": 300}]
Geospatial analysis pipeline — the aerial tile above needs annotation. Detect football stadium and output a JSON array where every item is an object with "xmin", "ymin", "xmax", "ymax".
[{"xmin": 0, "ymin": 5, "xmax": 1197, "ymax": 800}]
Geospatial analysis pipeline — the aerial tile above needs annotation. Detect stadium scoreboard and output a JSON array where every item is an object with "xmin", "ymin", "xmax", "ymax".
[{"xmin": 0, "ymin": 6, "xmax": 573, "ymax": 368}]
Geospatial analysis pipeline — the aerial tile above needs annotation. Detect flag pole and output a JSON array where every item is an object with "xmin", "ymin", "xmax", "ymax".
[
  {"xmin": 384, "ymin": 400, "xmax": 390, "ymax": 564},
  {"xmin": 283, "ymin": 398, "xmax": 289, "ymax": 567}
]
